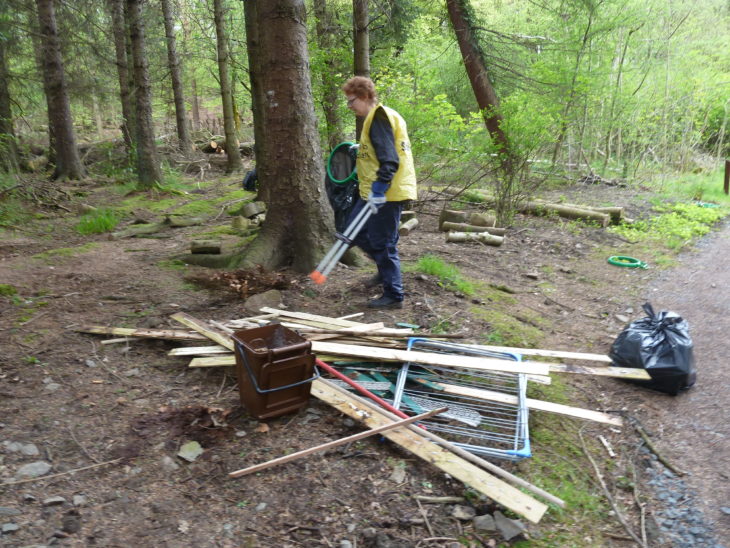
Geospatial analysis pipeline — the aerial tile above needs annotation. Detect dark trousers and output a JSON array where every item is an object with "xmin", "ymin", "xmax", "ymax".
[{"xmin": 348, "ymin": 198, "xmax": 404, "ymax": 301}]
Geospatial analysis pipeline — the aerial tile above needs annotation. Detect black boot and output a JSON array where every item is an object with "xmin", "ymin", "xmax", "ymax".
[{"xmin": 367, "ymin": 295, "xmax": 403, "ymax": 309}]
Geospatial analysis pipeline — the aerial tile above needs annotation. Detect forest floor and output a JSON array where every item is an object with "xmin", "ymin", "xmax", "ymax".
[{"xmin": 0, "ymin": 157, "xmax": 728, "ymax": 548}]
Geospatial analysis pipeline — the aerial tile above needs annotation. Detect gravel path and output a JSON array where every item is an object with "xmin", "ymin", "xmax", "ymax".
[{"xmin": 637, "ymin": 221, "xmax": 730, "ymax": 546}]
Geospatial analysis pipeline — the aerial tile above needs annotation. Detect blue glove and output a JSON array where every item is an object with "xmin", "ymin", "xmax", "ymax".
[{"xmin": 369, "ymin": 181, "xmax": 389, "ymax": 205}]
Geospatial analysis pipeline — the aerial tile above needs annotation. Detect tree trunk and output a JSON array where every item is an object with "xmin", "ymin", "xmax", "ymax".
[
  {"xmin": 108, "ymin": 0, "xmax": 135, "ymax": 151},
  {"xmin": 35, "ymin": 0, "xmax": 85, "ymax": 180},
  {"xmin": 160, "ymin": 0, "xmax": 192, "ymax": 153},
  {"xmin": 243, "ymin": 0, "xmax": 268, "ymax": 199},
  {"xmin": 446, "ymin": 0, "xmax": 511, "ymax": 171},
  {"xmin": 314, "ymin": 0, "xmax": 345, "ymax": 150},
  {"xmin": 127, "ymin": 0, "xmax": 163, "ymax": 188},
  {"xmin": 353, "ymin": 0, "xmax": 369, "ymax": 140},
  {"xmin": 0, "ymin": 9, "xmax": 19, "ymax": 172},
  {"xmin": 213, "ymin": 0, "xmax": 242, "ymax": 174},
  {"xmin": 236, "ymin": 0, "xmax": 335, "ymax": 273}
]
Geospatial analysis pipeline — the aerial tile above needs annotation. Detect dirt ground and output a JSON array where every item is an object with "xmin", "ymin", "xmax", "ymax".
[{"xmin": 0, "ymin": 171, "xmax": 727, "ymax": 547}]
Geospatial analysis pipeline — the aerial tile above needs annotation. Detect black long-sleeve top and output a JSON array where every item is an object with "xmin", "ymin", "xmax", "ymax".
[{"xmin": 369, "ymin": 107, "xmax": 400, "ymax": 185}]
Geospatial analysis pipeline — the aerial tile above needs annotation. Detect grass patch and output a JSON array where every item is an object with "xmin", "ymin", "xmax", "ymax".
[
  {"xmin": 158, "ymin": 259, "xmax": 188, "ymax": 270},
  {"xmin": 408, "ymin": 254, "xmax": 476, "ymax": 296},
  {"xmin": 76, "ymin": 209, "xmax": 121, "ymax": 235},
  {"xmin": 0, "ymin": 284, "xmax": 18, "ymax": 297},
  {"xmin": 32, "ymin": 243, "xmax": 99, "ymax": 263},
  {"xmin": 470, "ymin": 306, "xmax": 544, "ymax": 347}
]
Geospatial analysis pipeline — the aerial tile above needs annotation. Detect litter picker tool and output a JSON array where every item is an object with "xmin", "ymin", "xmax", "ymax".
[{"xmin": 310, "ymin": 200, "xmax": 378, "ymax": 284}]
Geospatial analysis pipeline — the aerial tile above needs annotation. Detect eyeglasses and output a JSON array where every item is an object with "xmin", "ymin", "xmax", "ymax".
[{"xmin": 346, "ymin": 97, "xmax": 358, "ymax": 106}]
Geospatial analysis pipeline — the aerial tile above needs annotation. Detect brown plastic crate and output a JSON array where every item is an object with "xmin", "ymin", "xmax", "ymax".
[{"xmin": 232, "ymin": 324, "xmax": 317, "ymax": 420}]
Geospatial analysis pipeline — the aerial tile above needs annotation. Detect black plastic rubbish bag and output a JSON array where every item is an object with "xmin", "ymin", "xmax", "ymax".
[{"xmin": 609, "ymin": 302, "xmax": 696, "ymax": 395}]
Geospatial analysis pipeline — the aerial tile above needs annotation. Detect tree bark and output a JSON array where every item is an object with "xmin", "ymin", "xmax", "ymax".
[
  {"xmin": 160, "ymin": 0, "xmax": 192, "ymax": 153},
  {"xmin": 314, "ymin": 0, "xmax": 345, "ymax": 150},
  {"xmin": 446, "ymin": 0, "xmax": 511, "ymax": 171},
  {"xmin": 243, "ymin": 0, "xmax": 268, "ymax": 200},
  {"xmin": 109, "ymin": 0, "xmax": 135, "ymax": 150},
  {"xmin": 236, "ymin": 0, "xmax": 335, "ymax": 273},
  {"xmin": 353, "ymin": 0, "xmax": 369, "ymax": 140},
  {"xmin": 0, "ymin": 8, "xmax": 19, "ymax": 172},
  {"xmin": 35, "ymin": 0, "xmax": 85, "ymax": 180},
  {"xmin": 126, "ymin": 0, "xmax": 163, "ymax": 188},
  {"xmin": 213, "ymin": 0, "xmax": 242, "ymax": 174}
]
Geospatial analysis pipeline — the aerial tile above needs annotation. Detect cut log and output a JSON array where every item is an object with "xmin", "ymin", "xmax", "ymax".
[
  {"xmin": 591, "ymin": 206, "xmax": 624, "ymax": 225},
  {"xmin": 520, "ymin": 202, "xmax": 610, "ymax": 227},
  {"xmin": 441, "ymin": 222, "xmax": 506, "ymax": 236},
  {"xmin": 398, "ymin": 217, "xmax": 419, "ymax": 236},
  {"xmin": 240, "ymin": 201, "xmax": 266, "ymax": 218},
  {"xmin": 469, "ymin": 212, "xmax": 496, "ymax": 227},
  {"xmin": 446, "ymin": 232, "xmax": 504, "ymax": 246},
  {"xmin": 438, "ymin": 209, "xmax": 469, "ymax": 230},
  {"xmin": 401, "ymin": 210, "xmax": 417, "ymax": 222},
  {"xmin": 190, "ymin": 240, "xmax": 221, "ymax": 254}
]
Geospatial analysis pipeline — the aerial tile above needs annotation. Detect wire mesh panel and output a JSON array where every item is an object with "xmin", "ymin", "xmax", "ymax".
[{"xmin": 391, "ymin": 338, "xmax": 530, "ymax": 460}]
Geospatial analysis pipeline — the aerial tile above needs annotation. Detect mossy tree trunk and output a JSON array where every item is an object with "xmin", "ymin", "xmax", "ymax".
[
  {"xmin": 127, "ymin": 0, "xmax": 163, "ymax": 189},
  {"xmin": 108, "ymin": 0, "xmax": 136, "ymax": 152},
  {"xmin": 213, "ymin": 0, "xmax": 242, "ymax": 174},
  {"xmin": 0, "ymin": 7, "xmax": 19, "ymax": 173},
  {"xmin": 353, "ymin": 0, "xmax": 369, "ymax": 140},
  {"xmin": 235, "ymin": 0, "xmax": 335, "ymax": 273},
  {"xmin": 35, "ymin": 0, "xmax": 85, "ymax": 180},
  {"xmin": 161, "ymin": 0, "xmax": 192, "ymax": 154}
]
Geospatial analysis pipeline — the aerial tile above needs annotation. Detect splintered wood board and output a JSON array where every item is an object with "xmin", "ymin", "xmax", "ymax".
[
  {"xmin": 463, "ymin": 343, "xmax": 613, "ymax": 363},
  {"xmin": 548, "ymin": 362, "xmax": 650, "ymax": 380},
  {"xmin": 76, "ymin": 325, "xmax": 207, "ymax": 341},
  {"xmin": 310, "ymin": 378, "xmax": 548, "ymax": 524},
  {"xmin": 310, "ymin": 341, "xmax": 550, "ymax": 376},
  {"xmin": 430, "ymin": 383, "xmax": 623, "ymax": 426},
  {"xmin": 258, "ymin": 307, "xmax": 414, "ymax": 333}
]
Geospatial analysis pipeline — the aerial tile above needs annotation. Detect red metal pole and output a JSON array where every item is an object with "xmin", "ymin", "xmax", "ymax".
[{"xmin": 315, "ymin": 358, "xmax": 412, "ymax": 420}]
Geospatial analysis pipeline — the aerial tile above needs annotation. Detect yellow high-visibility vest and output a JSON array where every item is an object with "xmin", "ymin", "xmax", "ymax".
[{"xmin": 357, "ymin": 104, "xmax": 417, "ymax": 201}]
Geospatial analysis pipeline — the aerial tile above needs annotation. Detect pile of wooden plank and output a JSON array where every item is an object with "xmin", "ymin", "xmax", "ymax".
[{"xmin": 76, "ymin": 307, "xmax": 649, "ymax": 524}]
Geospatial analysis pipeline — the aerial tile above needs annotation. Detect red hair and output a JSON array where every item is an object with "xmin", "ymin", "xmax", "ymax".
[{"xmin": 342, "ymin": 76, "xmax": 377, "ymax": 101}]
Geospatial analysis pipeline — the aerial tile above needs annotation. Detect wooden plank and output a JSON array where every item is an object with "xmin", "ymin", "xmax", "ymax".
[
  {"xmin": 168, "ymin": 346, "xmax": 231, "ymax": 356},
  {"xmin": 431, "ymin": 383, "xmax": 623, "ymax": 426},
  {"xmin": 310, "ymin": 341, "xmax": 550, "ymax": 376},
  {"xmin": 259, "ymin": 307, "xmax": 414, "ymax": 334},
  {"xmin": 464, "ymin": 343, "xmax": 612, "ymax": 363},
  {"xmin": 75, "ymin": 325, "xmax": 207, "ymax": 341},
  {"xmin": 189, "ymin": 356, "xmax": 235, "ymax": 367},
  {"xmin": 548, "ymin": 362, "xmax": 650, "ymax": 380},
  {"xmin": 170, "ymin": 313, "xmax": 234, "ymax": 350},
  {"xmin": 310, "ymin": 378, "xmax": 548, "ymax": 523},
  {"xmin": 229, "ymin": 407, "xmax": 446, "ymax": 478}
]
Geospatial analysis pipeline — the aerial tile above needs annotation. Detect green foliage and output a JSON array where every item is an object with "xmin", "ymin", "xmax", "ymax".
[
  {"xmin": 409, "ymin": 254, "xmax": 475, "ymax": 296},
  {"xmin": 0, "ymin": 283, "xmax": 18, "ymax": 297},
  {"xmin": 75, "ymin": 209, "xmax": 121, "ymax": 235},
  {"xmin": 610, "ymin": 201, "xmax": 727, "ymax": 249}
]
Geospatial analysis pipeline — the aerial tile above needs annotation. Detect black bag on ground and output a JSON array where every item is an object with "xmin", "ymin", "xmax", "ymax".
[
  {"xmin": 324, "ymin": 142, "xmax": 359, "ymax": 232},
  {"xmin": 609, "ymin": 302, "xmax": 696, "ymax": 395}
]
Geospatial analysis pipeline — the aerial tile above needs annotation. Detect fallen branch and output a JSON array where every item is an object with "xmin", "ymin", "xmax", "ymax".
[
  {"xmin": 1, "ymin": 458, "xmax": 123, "ymax": 487},
  {"xmin": 578, "ymin": 428, "xmax": 646, "ymax": 547},
  {"xmin": 229, "ymin": 407, "xmax": 446, "ymax": 478},
  {"xmin": 632, "ymin": 420, "xmax": 686, "ymax": 476}
]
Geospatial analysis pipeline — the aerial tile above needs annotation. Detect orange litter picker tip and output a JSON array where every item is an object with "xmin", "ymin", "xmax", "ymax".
[{"xmin": 309, "ymin": 200, "xmax": 377, "ymax": 285}]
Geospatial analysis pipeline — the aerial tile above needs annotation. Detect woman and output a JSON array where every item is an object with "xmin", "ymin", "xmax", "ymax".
[{"xmin": 342, "ymin": 76, "xmax": 417, "ymax": 309}]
